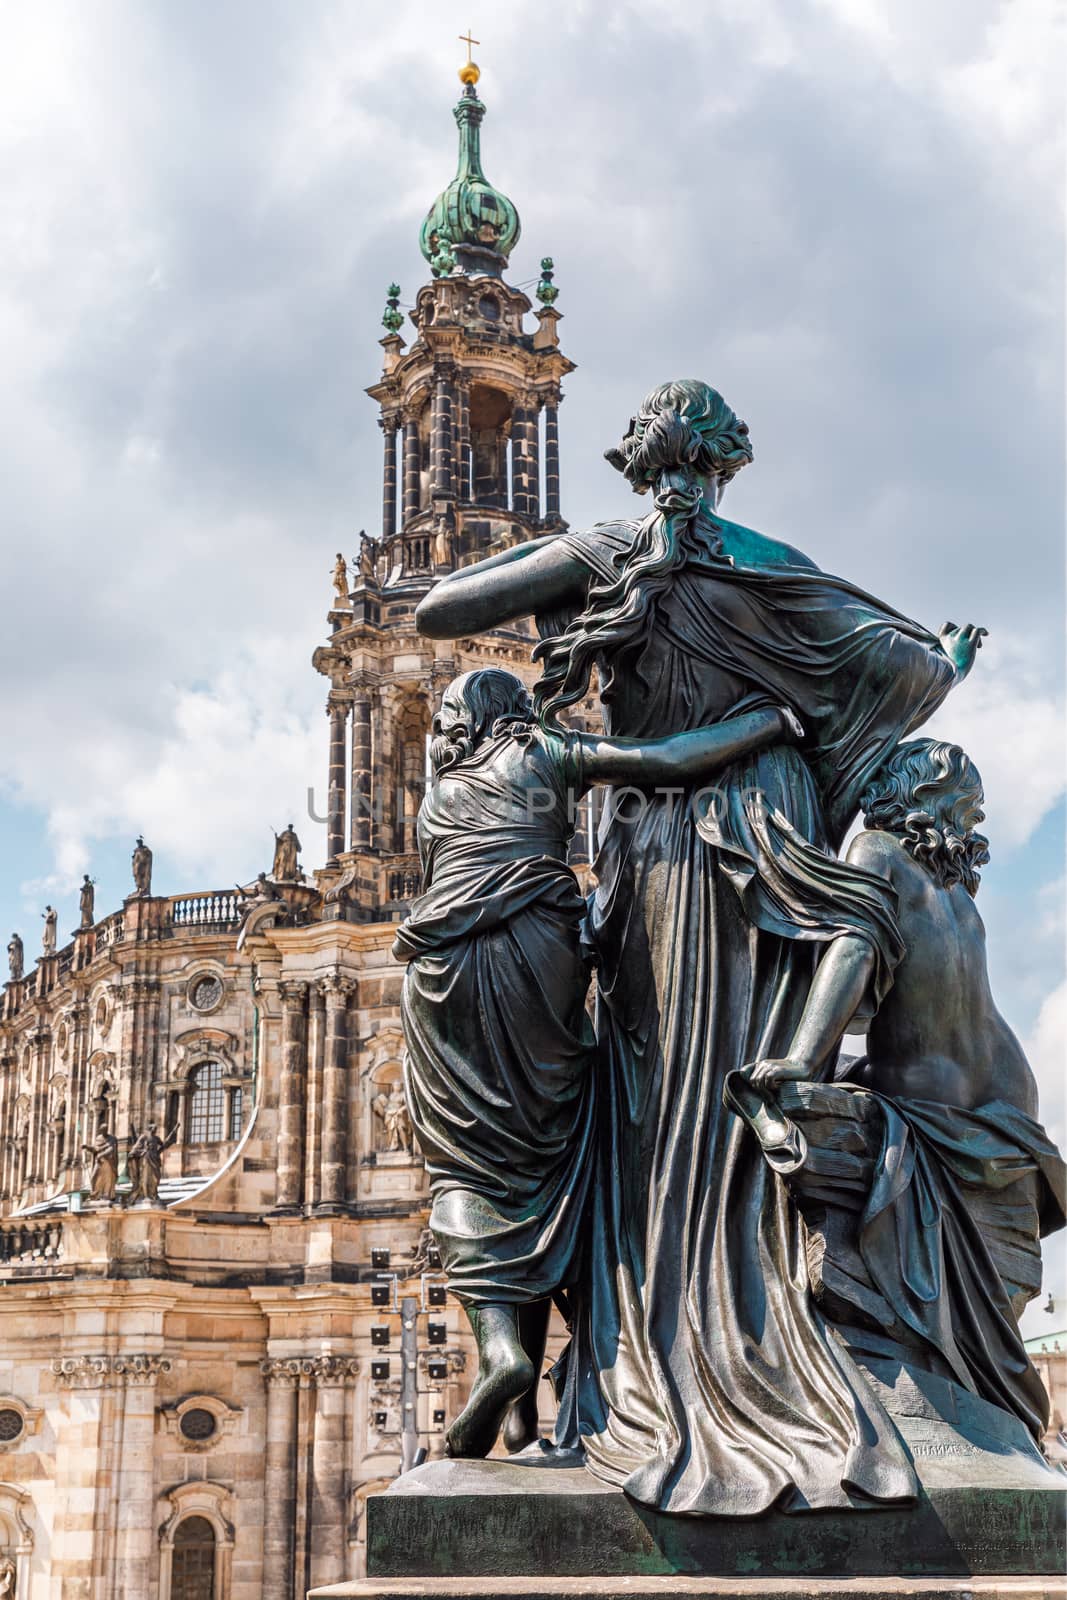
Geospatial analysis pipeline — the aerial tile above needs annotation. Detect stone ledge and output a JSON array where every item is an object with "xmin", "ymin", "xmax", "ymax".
[
  {"xmin": 310, "ymin": 1580, "xmax": 1067, "ymax": 1600},
  {"xmin": 361, "ymin": 1458, "xmax": 1066, "ymax": 1580}
]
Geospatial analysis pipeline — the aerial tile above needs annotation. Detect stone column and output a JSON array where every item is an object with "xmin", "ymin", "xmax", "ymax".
[
  {"xmin": 261, "ymin": 1359, "xmax": 300, "ymax": 1600},
  {"xmin": 455, "ymin": 380, "xmax": 470, "ymax": 499},
  {"xmin": 511, "ymin": 397, "xmax": 539, "ymax": 518},
  {"xmin": 114, "ymin": 1354, "xmax": 172, "ymax": 1599},
  {"xmin": 497, "ymin": 434, "xmax": 510, "ymax": 509},
  {"xmin": 0, "ymin": 1049, "xmax": 12, "ymax": 1200},
  {"xmin": 380, "ymin": 413, "xmax": 399, "ymax": 542},
  {"xmin": 326, "ymin": 697, "xmax": 348, "ymax": 864},
  {"xmin": 308, "ymin": 1356, "xmax": 359, "ymax": 1590},
  {"xmin": 61, "ymin": 1000, "xmax": 89, "ymax": 1183},
  {"xmin": 26, "ymin": 1025, "xmax": 51, "ymax": 1188},
  {"xmin": 304, "ymin": 982, "xmax": 326, "ymax": 1212},
  {"xmin": 274, "ymin": 980, "xmax": 309, "ymax": 1214},
  {"xmin": 316, "ymin": 976, "xmax": 354, "ymax": 1213},
  {"xmin": 401, "ymin": 416, "xmax": 420, "ymax": 527},
  {"xmin": 528, "ymin": 397, "xmax": 541, "ymax": 520},
  {"xmin": 544, "ymin": 391, "xmax": 561, "ymax": 520},
  {"xmin": 431, "ymin": 370, "xmax": 455, "ymax": 499},
  {"xmin": 377, "ymin": 687, "xmax": 399, "ymax": 855},
  {"xmin": 349, "ymin": 683, "xmax": 372, "ymax": 851}
]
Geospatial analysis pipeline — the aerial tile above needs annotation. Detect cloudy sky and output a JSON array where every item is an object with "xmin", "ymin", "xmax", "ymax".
[{"xmin": 1, "ymin": 3, "xmax": 1063, "ymax": 1325}]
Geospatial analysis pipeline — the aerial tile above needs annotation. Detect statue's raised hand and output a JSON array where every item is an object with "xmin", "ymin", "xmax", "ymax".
[{"xmin": 938, "ymin": 621, "xmax": 988, "ymax": 680}]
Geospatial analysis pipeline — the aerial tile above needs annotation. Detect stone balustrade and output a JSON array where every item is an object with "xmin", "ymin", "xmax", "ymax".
[
  {"xmin": 0, "ymin": 1216, "xmax": 64, "ymax": 1266},
  {"xmin": 169, "ymin": 890, "xmax": 242, "ymax": 930}
]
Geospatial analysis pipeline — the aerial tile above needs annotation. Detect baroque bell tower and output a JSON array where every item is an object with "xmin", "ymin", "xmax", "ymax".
[{"xmin": 313, "ymin": 45, "xmax": 577, "ymax": 919}]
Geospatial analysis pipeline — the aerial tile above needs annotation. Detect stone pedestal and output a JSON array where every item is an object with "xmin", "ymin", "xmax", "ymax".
[
  {"xmin": 348, "ymin": 1457, "xmax": 1064, "ymax": 1584},
  {"xmin": 309, "ymin": 1367, "xmax": 1067, "ymax": 1600}
]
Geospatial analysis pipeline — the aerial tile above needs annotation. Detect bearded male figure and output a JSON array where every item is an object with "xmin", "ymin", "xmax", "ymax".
[{"xmin": 742, "ymin": 739, "xmax": 1065, "ymax": 1449}]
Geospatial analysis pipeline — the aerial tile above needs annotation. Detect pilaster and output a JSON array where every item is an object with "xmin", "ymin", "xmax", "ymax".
[{"xmin": 260, "ymin": 1359, "xmax": 300, "ymax": 1600}]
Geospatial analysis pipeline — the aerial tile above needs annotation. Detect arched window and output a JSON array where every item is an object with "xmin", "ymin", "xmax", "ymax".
[
  {"xmin": 172, "ymin": 1515, "xmax": 215, "ymax": 1600},
  {"xmin": 188, "ymin": 1063, "xmax": 226, "ymax": 1144}
]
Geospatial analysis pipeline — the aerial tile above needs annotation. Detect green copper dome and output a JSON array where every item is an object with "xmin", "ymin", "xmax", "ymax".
[{"xmin": 419, "ymin": 84, "xmax": 520, "ymax": 276}]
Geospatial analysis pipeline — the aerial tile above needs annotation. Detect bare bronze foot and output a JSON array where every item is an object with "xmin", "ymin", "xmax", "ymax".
[
  {"xmin": 502, "ymin": 1297, "xmax": 550, "ymax": 1453},
  {"xmin": 502, "ymin": 1384, "xmax": 541, "ymax": 1453},
  {"xmin": 445, "ymin": 1305, "xmax": 534, "ymax": 1459}
]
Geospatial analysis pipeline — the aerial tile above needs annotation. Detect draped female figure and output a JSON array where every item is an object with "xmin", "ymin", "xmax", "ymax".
[{"xmin": 415, "ymin": 379, "xmax": 984, "ymax": 1515}]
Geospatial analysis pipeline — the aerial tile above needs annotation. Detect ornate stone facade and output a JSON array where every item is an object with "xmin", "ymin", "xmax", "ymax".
[{"xmin": 0, "ymin": 62, "xmax": 573, "ymax": 1600}]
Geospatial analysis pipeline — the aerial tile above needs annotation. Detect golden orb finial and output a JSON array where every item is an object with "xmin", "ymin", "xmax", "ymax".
[{"xmin": 458, "ymin": 29, "xmax": 480, "ymax": 85}]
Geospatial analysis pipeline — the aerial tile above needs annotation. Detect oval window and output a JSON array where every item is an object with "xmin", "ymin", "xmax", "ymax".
[
  {"xmin": 0, "ymin": 1408, "xmax": 24, "ymax": 1442},
  {"xmin": 179, "ymin": 1407, "xmax": 217, "ymax": 1443}
]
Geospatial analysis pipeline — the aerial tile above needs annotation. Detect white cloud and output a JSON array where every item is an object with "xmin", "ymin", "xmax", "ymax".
[
  {"xmin": 0, "ymin": 0, "xmax": 1062, "ymax": 943},
  {"xmin": 923, "ymin": 634, "xmax": 1065, "ymax": 852},
  {"xmin": 1026, "ymin": 979, "xmax": 1067, "ymax": 1152}
]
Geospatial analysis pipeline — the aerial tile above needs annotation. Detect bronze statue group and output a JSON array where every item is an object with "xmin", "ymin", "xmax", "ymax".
[{"xmin": 393, "ymin": 380, "xmax": 1065, "ymax": 1514}]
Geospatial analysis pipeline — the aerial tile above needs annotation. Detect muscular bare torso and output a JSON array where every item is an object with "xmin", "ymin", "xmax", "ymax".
[{"xmin": 849, "ymin": 830, "xmax": 1037, "ymax": 1114}]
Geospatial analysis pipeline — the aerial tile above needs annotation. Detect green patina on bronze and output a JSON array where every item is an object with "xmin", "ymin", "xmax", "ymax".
[
  {"xmin": 381, "ymin": 282, "xmax": 404, "ymax": 333},
  {"xmin": 536, "ymin": 256, "xmax": 559, "ymax": 305},
  {"xmin": 419, "ymin": 83, "xmax": 521, "ymax": 273}
]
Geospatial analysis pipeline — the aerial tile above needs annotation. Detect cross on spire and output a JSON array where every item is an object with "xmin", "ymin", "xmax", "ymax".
[{"xmin": 459, "ymin": 29, "xmax": 479, "ymax": 64}]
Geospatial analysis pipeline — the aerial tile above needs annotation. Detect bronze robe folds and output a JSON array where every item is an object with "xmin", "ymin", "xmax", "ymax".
[
  {"xmin": 394, "ymin": 728, "xmax": 596, "ymax": 1306},
  {"xmin": 552, "ymin": 518, "xmax": 957, "ymax": 1515}
]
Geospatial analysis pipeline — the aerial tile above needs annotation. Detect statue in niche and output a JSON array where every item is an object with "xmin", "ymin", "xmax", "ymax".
[
  {"xmin": 131, "ymin": 836, "xmax": 153, "ymax": 896},
  {"xmin": 736, "ymin": 739, "xmax": 1065, "ymax": 1446},
  {"xmin": 41, "ymin": 904, "xmax": 57, "ymax": 955},
  {"xmin": 332, "ymin": 551, "xmax": 349, "ymax": 605},
  {"xmin": 431, "ymin": 523, "xmax": 452, "ymax": 569},
  {"xmin": 0, "ymin": 1557, "xmax": 15, "ymax": 1598},
  {"xmin": 83, "ymin": 1118, "xmax": 118, "ymax": 1202},
  {"xmin": 271, "ymin": 823, "xmax": 302, "ymax": 882},
  {"xmin": 7, "ymin": 933, "xmax": 23, "ymax": 983},
  {"xmin": 79, "ymin": 874, "xmax": 96, "ymax": 929},
  {"xmin": 128, "ymin": 1121, "xmax": 177, "ymax": 1203},
  {"xmin": 393, "ymin": 665, "xmax": 802, "ymax": 1459},
  {"xmin": 413, "ymin": 379, "xmax": 992, "ymax": 1510},
  {"xmin": 372, "ymin": 1082, "xmax": 414, "ymax": 1154}
]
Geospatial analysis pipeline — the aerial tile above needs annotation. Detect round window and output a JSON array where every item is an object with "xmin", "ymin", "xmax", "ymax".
[
  {"xmin": 190, "ymin": 975, "xmax": 223, "ymax": 1013},
  {"xmin": 179, "ymin": 1407, "xmax": 217, "ymax": 1443},
  {"xmin": 0, "ymin": 1408, "xmax": 24, "ymax": 1443}
]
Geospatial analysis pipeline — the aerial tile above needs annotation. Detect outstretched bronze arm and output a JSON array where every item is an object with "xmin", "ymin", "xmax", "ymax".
[
  {"xmin": 415, "ymin": 537, "xmax": 588, "ymax": 638},
  {"xmin": 577, "ymin": 706, "xmax": 802, "ymax": 790}
]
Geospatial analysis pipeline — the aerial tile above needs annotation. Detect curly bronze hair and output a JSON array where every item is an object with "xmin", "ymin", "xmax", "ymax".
[
  {"xmin": 860, "ymin": 739, "xmax": 990, "ymax": 896},
  {"xmin": 431, "ymin": 669, "xmax": 533, "ymax": 774},
  {"xmin": 534, "ymin": 380, "xmax": 752, "ymax": 727}
]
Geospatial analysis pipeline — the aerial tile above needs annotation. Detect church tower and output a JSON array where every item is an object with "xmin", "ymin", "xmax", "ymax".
[{"xmin": 313, "ymin": 46, "xmax": 577, "ymax": 918}]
